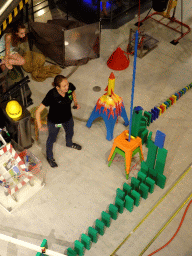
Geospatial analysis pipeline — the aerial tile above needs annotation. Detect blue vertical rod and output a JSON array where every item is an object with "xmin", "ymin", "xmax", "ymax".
[{"xmin": 129, "ymin": 30, "xmax": 139, "ymax": 142}]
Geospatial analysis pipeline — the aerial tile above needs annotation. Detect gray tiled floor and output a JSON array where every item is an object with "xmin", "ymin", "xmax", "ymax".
[{"xmin": 0, "ymin": 1, "xmax": 192, "ymax": 255}]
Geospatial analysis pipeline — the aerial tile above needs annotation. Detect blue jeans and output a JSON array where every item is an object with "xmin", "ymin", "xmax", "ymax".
[{"xmin": 46, "ymin": 117, "xmax": 74, "ymax": 159}]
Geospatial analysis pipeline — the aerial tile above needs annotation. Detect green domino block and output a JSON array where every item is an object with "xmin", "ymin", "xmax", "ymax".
[
  {"xmin": 67, "ymin": 248, "xmax": 77, "ymax": 256},
  {"xmin": 109, "ymin": 204, "xmax": 118, "ymax": 220},
  {"xmin": 131, "ymin": 190, "xmax": 141, "ymax": 207},
  {"xmin": 131, "ymin": 109, "xmax": 143, "ymax": 137},
  {"xmin": 146, "ymin": 140, "xmax": 158, "ymax": 169},
  {"xmin": 144, "ymin": 111, "xmax": 152, "ymax": 126},
  {"xmin": 146, "ymin": 131, "xmax": 153, "ymax": 148},
  {"xmin": 115, "ymin": 196, "xmax": 124, "ymax": 214},
  {"xmin": 155, "ymin": 148, "xmax": 168, "ymax": 174},
  {"xmin": 116, "ymin": 188, "xmax": 125, "ymax": 200},
  {"xmin": 41, "ymin": 239, "xmax": 48, "ymax": 249},
  {"xmin": 88, "ymin": 227, "xmax": 98, "ymax": 243},
  {"xmin": 156, "ymin": 173, "xmax": 166, "ymax": 189},
  {"xmin": 131, "ymin": 177, "xmax": 140, "ymax": 191},
  {"xmin": 137, "ymin": 171, "xmax": 147, "ymax": 183},
  {"xmin": 141, "ymin": 115, "xmax": 148, "ymax": 124},
  {"xmin": 36, "ymin": 253, "xmax": 42, "ymax": 256},
  {"xmin": 125, "ymin": 195, "xmax": 134, "ymax": 212},
  {"xmin": 74, "ymin": 240, "xmax": 85, "ymax": 256},
  {"xmin": 123, "ymin": 183, "xmax": 132, "ymax": 196},
  {"xmin": 148, "ymin": 168, "xmax": 158, "ymax": 182},
  {"xmin": 81, "ymin": 234, "xmax": 91, "ymax": 250},
  {"xmin": 95, "ymin": 219, "xmax": 105, "ymax": 236},
  {"xmin": 139, "ymin": 182, "xmax": 149, "ymax": 199},
  {"xmin": 140, "ymin": 129, "xmax": 148, "ymax": 144},
  {"xmin": 101, "ymin": 211, "xmax": 111, "ymax": 227},
  {"xmin": 140, "ymin": 161, "xmax": 149, "ymax": 175},
  {"xmin": 167, "ymin": 99, "xmax": 172, "ymax": 106},
  {"xmin": 146, "ymin": 177, "xmax": 155, "ymax": 193}
]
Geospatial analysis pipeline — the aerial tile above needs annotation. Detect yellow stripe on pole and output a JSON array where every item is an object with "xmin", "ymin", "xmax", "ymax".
[
  {"xmin": 8, "ymin": 14, "xmax": 13, "ymax": 24},
  {"xmin": 14, "ymin": 7, "xmax": 18, "ymax": 17},
  {"xmin": 3, "ymin": 20, "xmax": 7, "ymax": 31},
  {"xmin": 19, "ymin": 1, "xmax": 24, "ymax": 10}
]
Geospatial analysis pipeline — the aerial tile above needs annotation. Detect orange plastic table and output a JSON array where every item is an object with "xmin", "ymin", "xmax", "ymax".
[{"xmin": 108, "ymin": 130, "xmax": 144, "ymax": 177}]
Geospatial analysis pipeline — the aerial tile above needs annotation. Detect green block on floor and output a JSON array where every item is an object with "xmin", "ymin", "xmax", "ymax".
[
  {"xmin": 141, "ymin": 115, "xmax": 148, "ymax": 124},
  {"xmin": 95, "ymin": 219, "xmax": 105, "ymax": 236},
  {"xmin": 125, "ymin": 195, "xmax": 134, "ymax": 212},
  {"xmin": 137, "ymin": 171, "xmax": 147, "ymax": 183},
  {"xmin": 144, "ymin": 111, "xmax": 152, "ymax": 126},
  {"xmin": 67, "ymin": 248, "xmax": 77, "ymax": 256},
  {"xmin": 101, "ymin": 211, "xmax": 111, "ymax": 227},
  {"xmin": 40, "ymin": 239, "xmax": 48, "ymax": 249},
  {"xmin": 131, "ymin": 177, "xmax": 140, "ymax": 191},
  {"xmin": 109, "ymin": 204, "xmax": 118, "ymax": 220},
  {"xmin": 123, "ymin": 183, "xmax": 132, "ymax": 196},
  {"xmin": 81, "ymin": 234, "xmax": 91, "ymax": 250},
  {"xmin": 140, "ymin": 129, "xmax": 149, "ymax": 144},
  {"xmin": 36, "ymin": 253, "xmax": 42, "ymax": 256},
  {"xmin": 148, "ymin": 168, "xmax": 158, "ymax": 181},
  {"xmin": 156, "ymin": 173, "xmax": 166, "ymax": 189},
  {"xmin": 155, "ymin": 148, "xmax": 168, "ymax": 174},
  {"xmin": 167, "ymin": 99, "xmax": 172, "ymax": 106},
  {"xmin": 146, "ymin": 177, "xmax": 155, "ymax": 193},
  {"xmin": 139, "ymin": 182, "xmax": 149, "ymax": 199},
  {"xmin": 74, "ymin": 240, "xmax": 85, "ymax": 256},
  {"xmin": 116, "ymin": 188, "xmax": 125, "ymax": 200},
  {"xmin": 140, "ymin": 161, "xmax": 149, "ymax": 175},
  {"xmin": 131, "ymin": 109, "xmax": 143, "ymax": 137},
  {"xmin": 115, "ymin": 196, "xmax": 124, "ymax": 214},
  {"xmin": 146, "ymin": 140, "xmax": 158, "ymax": 169},
  {"xmin": 88, "ymin": 227, "xmax": 98, "ymax": 243},
  {"xmin": 131, "ymin": 190, "xmax": 141, "ymax": 207}
]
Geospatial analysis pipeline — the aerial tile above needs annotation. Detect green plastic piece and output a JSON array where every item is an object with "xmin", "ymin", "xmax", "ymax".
[
  {"xmin": 74, "ymin": 240, "xmax": 85, "ymax": 256},
  {"xmin": 139, "ymin": 182, "xmax": 149, "ymax": 199},
  {"xmin": 148, "ymin": 168, "xmax": 158, "ymax": 181},
  {"xmin": 146, "ymin": 131, "xmax": 153, "ymax": 148},
  {"xmin": 125, "ymin": 195, "xmax": 134, "ymax": 212},
  {"xmin": 146, "ymin": 140, "xmax": 158, "ymax": 169},
  {"xmin": 109, "ymin": 204, "xmax": 118, "ymax": 220},
  {"xmin": 156, "ymin": 173, "xmax": 166, "ymax": 189},
  {"xmin": 131, "ymin": 109, "xmax": 143, "ymax": 137},
  {"xmin": 131, "ymin": 190, "xmax": 141, "ymax": 207},
  {"xmin": 131, "ymin": 177, "xmax": 140, "ymax": 191},
  {"xmin": 140, "ymin": 129, "xmax": 148, "ymax": 144},
  {"xmin": 144, "ymin": 111, "xmax": 152, "ymax": 126},
  {"xmin": 140, "ymin": 161, "xmax": 149, "ymax": 175},
  {"xmin": 40, "ymin": 239, "xmax": 48, "ymax": 249},
  {"xmin": 146, "ymin": 177, "xmax": 155, "ymax": 193},
  {"xmin": 167, "ymin": 99, "xmax": 172, "ymax": 106},
  {"xmin": 108, "ymin": 147, "xmax": 125, "ymax": 167},
  {"xmin": 101, "ymin": 211, "xmax": 111, "ymax": 227},
  {"xmin": 155, "ymin": 148, "xmax": 168, "ymax": 174},
  {"xmin": 116, "ymin": 188, "xmax": 125, "ymax": 200},
  {"xmin": 95, "ymin": 219, "xmax": 105, "ymax": 236},
  {"xmin": 137, "ymin": 171, "xmax": 147, "ymax": 183},
  {"xmin": 115, "ymin": 196, "xmax": 124, "ymax": 214},
  {"xmin": 81, "ymin": 234, "xmax": 91, "ymax": 250},
  {"xmin": 88, "ymin": 227, "xmax": 98, "ymax": 243},
  {"xmin": 67, "ymin": 248, "xmax": 77, "ymax": 256},
  {"xmin": 141, "ymin": 115, "xmax": 148, "ymax": 124},
  {"xmin": 36, "ymin": 253, "xmax": 42, "ymax": 256},
  {"xmin": 123, "ymin": 183, "xmax": 132, "ymax": 196}
]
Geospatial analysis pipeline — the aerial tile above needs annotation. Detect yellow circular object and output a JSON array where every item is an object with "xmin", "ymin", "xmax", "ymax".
[{"xmin": 6, "ymin": 100, "xmax": 22, "ymax": 120}]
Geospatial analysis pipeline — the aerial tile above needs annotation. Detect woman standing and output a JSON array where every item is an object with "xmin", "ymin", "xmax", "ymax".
[
  {"xmin": 36, "ymin": 75, "xmax": 82, "ymax": 168},
  {"xmin": 0, "ymin": 22, "xmax": 26, "ymax": 71}
]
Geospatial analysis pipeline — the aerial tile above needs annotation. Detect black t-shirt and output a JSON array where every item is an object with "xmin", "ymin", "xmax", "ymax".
[{"xmin": 42, "ymin": 83, "xmax": 76, "ymax": 123}]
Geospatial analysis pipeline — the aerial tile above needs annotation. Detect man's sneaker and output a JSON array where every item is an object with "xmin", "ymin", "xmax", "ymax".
[
  {"xmin": 47, "ymin": 157, "xmax": 58, "ymax": 168},
  {"xmin": 67, "ymin": 143, "xmax": 82, "ymax": 150}
]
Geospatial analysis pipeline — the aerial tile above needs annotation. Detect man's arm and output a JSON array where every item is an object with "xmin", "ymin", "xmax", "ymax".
[{"xmin": 36, "ymin": 103, "xmax": 46, "ymax": 130}]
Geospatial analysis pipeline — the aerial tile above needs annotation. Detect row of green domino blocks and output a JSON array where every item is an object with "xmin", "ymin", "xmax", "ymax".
[{"xmin": 67, "ymin": 168, "xmax": 166, "ymax": 256}]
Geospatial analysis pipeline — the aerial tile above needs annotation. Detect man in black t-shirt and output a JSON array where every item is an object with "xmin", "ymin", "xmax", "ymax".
[{"xmin": 36, "ymin": 75, "xmax": 82, "ymax": 168}]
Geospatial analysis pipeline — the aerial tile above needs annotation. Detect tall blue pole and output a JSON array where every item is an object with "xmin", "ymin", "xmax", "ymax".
[{"xmin": 129, "ymin": 30, "xmax": 139, "ymax": 142}]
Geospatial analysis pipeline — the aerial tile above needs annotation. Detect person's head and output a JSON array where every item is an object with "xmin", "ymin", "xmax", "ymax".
[
  {"xmin": 11, "ymin": 22, "xmax": 27, "ymax": 46},
  {"xmin": 52, "ymin": 75, "xmax": 69, "ymax": 93}
]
